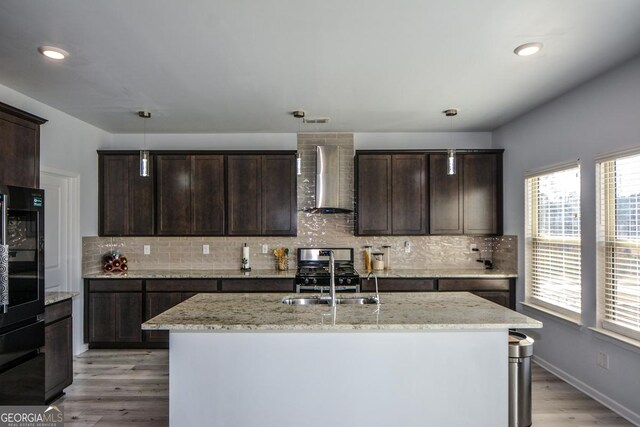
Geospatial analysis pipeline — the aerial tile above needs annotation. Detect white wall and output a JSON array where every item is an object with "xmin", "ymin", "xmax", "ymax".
[
  {"xmin": 0, "ymin": 83, "xmax": 112, "ymax": 355},
  {"xmin": 493, "ymin": 55, "xmax": 640, "ymax": 424},
  {"xmin": 110, "ymin": 131, "xmax": 492, "ymax": 151}
]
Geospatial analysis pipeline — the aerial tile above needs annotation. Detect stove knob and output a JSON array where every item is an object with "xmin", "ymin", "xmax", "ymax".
[
  {"xmin": 346, "ymin": 278, "xmax": 352, "ymax": 285},
  {"xmin": 304, "ymin": 278, "xmax": 309, "ymax": 285},
  {"xmin": 312, "ymin": 278, "xmax": 317, "ymax": 284},
  {"xmin": 338, "ymin": 278, "xmax": 344, "ymax": 285}
]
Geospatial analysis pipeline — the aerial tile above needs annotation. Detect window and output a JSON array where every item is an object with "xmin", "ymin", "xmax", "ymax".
[
  {"xmin": 597, "ymin": 151, "xmax": 640, "ymax": 341},
  {"xmin": 525, "ymin": 162, "xmax": 581, "ymax": 317}
]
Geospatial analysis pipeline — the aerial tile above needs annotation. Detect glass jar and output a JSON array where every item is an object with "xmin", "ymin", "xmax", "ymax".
[
  {"xmin": 372, "ymin": 252, "xmax": 384, "ymax": 270},
  {"xmin": 364, "ymin": 246, "xmax": 372, "ymax": 271},
  {"xmin": 382, "ymin": 245, "xmax": 391, "ymax": 270}
]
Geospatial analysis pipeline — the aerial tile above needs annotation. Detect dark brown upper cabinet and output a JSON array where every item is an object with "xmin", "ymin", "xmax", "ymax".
[
  {"xmin": 356, "ymin": 153, "xmax": 427, "ymax": 235},
  {"xmin": 0, "ymin": 102, "xmax": 47, "ymax": 188},
  {"xmin": 156, "ymin": 154, "xmax": 225, "ymax": 235},
  {"xmin": 99, "ymin": 153, "xmax": 155, "ymax": 236},
  {"xmin": 227, "ymin": 154, "xmax": 297, "ymax": 236},
  {"xmin": 430, "ymin": 152, "xmax": 502, "ymax": 235}
]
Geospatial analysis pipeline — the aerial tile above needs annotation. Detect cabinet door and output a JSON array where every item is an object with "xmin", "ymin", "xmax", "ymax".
[
  {"xmin": 191, "ymin": 155, "xmax": 225, "ymax": 235},
  {"xmin": 0, "ymin": 108, "xmax": 42, "ymax": 188},
  {"xmin": 127, "ymin": 155, "xmax": 155, "ymax": 235},
  {"xmin": 227, "ymin": 155, "xmax": 262, "ymax": 235},
  {"xmin": 157, "ymin": 155, "xmax": 192, "ymax": 235},
  {"xmin": 100, "ymin": 155, "xmax": 129, "ymax": 235},
  {"xmin": 356, "ymin": 155, "xmax": 392, "ymax": 235},
  {"xmin": 262, "ymin": 155, "xmax": 297, "ymax": 235},
  {"xmin": 89, "ymin": 293, "xmax": 115, "ymax": 342},
  {"xmin": 145, "ymin": 292, "xmax": 182, "ymax": 343},
  {"xmin": 429, "ymin": 154, "xmax": 463, "ymax": 234},
  {"xmin": 392, "ymin": 154, "xmax": 427, "ymax": 234},
  {"xmin": 45, "ymin": 316, "xmax": 72, "ymax": 401},
  {"xmin": 100, "ymin": 154, "xmax": 154, "ymax": 236},
  {"xmin": 114, "ymin": 293, "xmax": 142, "ymax": 342},
  {"xmin": 463, "ymin": 154, "xmax": 501, "ymax": 235}
]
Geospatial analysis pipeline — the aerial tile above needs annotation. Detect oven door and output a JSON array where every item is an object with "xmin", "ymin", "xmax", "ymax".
[{"xmin": 0, "ymin": 186, "xmax": 45, "ymax": 329}]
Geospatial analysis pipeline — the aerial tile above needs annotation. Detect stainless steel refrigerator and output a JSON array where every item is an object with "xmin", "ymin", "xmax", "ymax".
[{"xmin": 0, "ymin": 185, "xmax": 45, "ymax": 405}]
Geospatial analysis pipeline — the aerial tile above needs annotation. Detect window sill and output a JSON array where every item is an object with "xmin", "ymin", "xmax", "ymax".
[
  {"xmin": 589, "ymin": 327, "xmax": 640, "ymax": 354},
  {"xmin": 520, "ymin": 302, "xmax": 582, "ymax": 328}
]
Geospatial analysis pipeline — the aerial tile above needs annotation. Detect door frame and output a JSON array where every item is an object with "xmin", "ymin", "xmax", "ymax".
[{"xmin": 40, "ymin": 166, "xmax": 85, "ymax": 354}]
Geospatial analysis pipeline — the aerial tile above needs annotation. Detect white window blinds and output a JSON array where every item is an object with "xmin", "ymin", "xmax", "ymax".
[
  {"xmin": 525, "ymin": 163, "xmax": 581, "ymax": 316},
  {"xmin": 598, "ymin": 152, "xmax": 640, "ymax": 340}
]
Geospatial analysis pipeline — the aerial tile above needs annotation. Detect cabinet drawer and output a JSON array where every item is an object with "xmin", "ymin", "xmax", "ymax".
[
  {"xmin": 361, "ymin": 278, "xmax": 436, "ymax": 292},
  {"xmin": 220, "ymin": 279, "xmax": 294, "ymax": 293},
  {"xmin": 470, "ymin": 291, "xmax": 510, "ymax": 308},
  {"xmin": 89, "ymin": 280, "xmax": 143, "ymax": 292},
  {"xmin": 45, "ymin": 299, "xmax": 72, "ymax": 325},
  {"xmin": 146, "ymin": 279, "xmax": 218, "ymax": 292},
  {"xmin": 438, "ymin": 279, "xmax": 510, "ymax": 291}
]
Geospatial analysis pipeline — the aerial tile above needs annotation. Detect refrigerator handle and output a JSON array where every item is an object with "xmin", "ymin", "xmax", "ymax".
[{"xmin": 0, "ymin": 193, "xmax": 8, "ymax": 313}]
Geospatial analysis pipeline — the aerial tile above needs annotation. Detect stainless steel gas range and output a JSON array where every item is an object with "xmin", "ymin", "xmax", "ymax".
[{"xmin": 295, "ymin": 248, "xmax": 360, "ymax": 293}]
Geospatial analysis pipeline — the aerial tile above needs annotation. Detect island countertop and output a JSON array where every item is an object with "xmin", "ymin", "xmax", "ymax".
[{"xmin": 142, "ymin": 292, "xmax": 541, "ymax": 331}]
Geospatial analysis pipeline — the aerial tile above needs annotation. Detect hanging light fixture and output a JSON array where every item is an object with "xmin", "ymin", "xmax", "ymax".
[
  {"xmin": 443, "ymin": 108, "xmax": 458, "ymax": 175},
  {"xmin": 292, "ymin": 110, "xmax": 305, "ymax": 175},
  {"xmin": 138, "ymin": 111, "xmax": 151, "ymax": 177}
]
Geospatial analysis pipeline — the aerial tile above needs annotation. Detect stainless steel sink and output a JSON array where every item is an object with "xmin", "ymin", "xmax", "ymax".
[{"xmin": 282, "ymin": 296, "xmax": 379, "ymax": 305}]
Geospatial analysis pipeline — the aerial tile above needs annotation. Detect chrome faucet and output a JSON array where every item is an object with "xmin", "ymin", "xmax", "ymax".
[
  {"xmin": 319, "ymin": 250, "xmax": 337, "ymax": 307},
  {"xmin": 366, "ymin": 271, "xmax": 380, "ymax": 304}
]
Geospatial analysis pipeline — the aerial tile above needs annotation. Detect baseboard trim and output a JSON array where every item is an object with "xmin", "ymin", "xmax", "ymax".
[{"xmin": 533, "ymin": 355, "xmax": 640, "ymax": 426}]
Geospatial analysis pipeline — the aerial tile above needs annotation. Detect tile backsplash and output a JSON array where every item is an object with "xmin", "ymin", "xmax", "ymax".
[{"xmin": 83, "ymin": 133, "xmax": 516, "ymax": 274}]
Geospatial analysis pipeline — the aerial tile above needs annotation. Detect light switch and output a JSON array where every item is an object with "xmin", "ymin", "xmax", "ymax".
[
  {"xmin": 203, "ymin": 244, "xmax": 209, "ymax": 255},
  {"xmin": 404, "ymin": 241, "xmax": 411, "ymax": 253},
  {"xmin": 144, "ymin": 245, "xmax": 151, "ymax": 255},
  {"xmin": 262, "ymin": 244, "xmax": 268, "ymax": 254}
]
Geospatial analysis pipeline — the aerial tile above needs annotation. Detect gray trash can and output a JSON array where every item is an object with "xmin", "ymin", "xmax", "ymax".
[{"xmin": 509, "ymin": 332, "xmax": 534, "ymax": 427}]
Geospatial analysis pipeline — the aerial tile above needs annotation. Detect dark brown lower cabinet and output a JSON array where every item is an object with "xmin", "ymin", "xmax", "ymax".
[
  {"xmin": 220, "ymin": 279, "xmax": 294, "ymax": 293},
  {"xmin": 143, "ymin": 279, "xmax": 217, "ymax": 343},
  {"xmin": 360, "ymin": 278, "xmax": 436, "ymax": 292},
  {"xmin": 86, "ymin": 280, "xmax": 143, "ymax": 347},
  {"xmin": 438, "ymin": 278, "xmax": 514, "ymax": 309},
  {"xmin": 45, "ymin": 299, "xmax": 73, "ymax": 402},
  {"xmin": 359, "ymin": 277, "xmax": 514, "ymax": 309}
]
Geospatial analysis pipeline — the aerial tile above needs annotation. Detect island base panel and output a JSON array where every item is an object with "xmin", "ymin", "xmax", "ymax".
[{"xmin": 169, "ymin": 330, "xmax": 508, "ymax": 427}]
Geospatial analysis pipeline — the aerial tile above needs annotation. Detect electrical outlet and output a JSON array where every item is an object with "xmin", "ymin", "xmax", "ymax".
[
  {"xmin": 597, "ymin": 351, "xmax": 610, "ymax": 370},
  {"xmin": 143, "ymin": 245, "xmax": 151, "ymax": 255},
  {"xmin": 404, "ymin": 241, "xmax": 411, "ymax": 253},
  {"xmin": 470, "ymin": 244, "xmax": 478, "ymax": 252},
  {"xmin": 262, "ymin": 244, "xmax": 268, "ymax": 254},
  {"xmin": 203, "ymin": 244, "xmax": 209, "ymax": 255}
]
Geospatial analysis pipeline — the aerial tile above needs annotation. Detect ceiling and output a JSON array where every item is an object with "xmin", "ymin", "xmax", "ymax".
[{"xmin": 1, "ymin": 1, "xmax": 640, "ymax": 134}]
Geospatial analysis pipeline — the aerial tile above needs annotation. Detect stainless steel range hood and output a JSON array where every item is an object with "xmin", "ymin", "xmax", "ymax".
[{"xmin": 305, "ymin": 145, "xmax": 353, "ymax": 214}]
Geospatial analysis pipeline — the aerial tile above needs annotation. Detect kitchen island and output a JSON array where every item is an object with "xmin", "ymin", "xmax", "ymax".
[{"xmin": 143, "ymin": 292, "xmax": 541, "ymax": 427}]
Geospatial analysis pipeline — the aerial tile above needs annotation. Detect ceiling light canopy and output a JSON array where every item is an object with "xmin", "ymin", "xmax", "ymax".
[
  {"xmin": 38, "ymin": 46, "xmax": 69, "ymax": 60},
  {"xmin": 514, "ymin": 42, "xmax": 543, "ymax": 57}
]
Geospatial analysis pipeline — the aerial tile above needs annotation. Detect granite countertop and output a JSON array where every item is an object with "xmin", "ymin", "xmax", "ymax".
[
  {"xmin": 83, "ymin": 269, "xmax": 297, "ymax": 279},
  {"xmin": 45, "ymin": 291, "xmax": 79, "ymax": 306},
  {"xmin": 142, "ymin": 292, "xmax": 541, "ymax": 331},
  {"xmin": 83, "ymin": 268, "xmax": 516, "ymax": 279},
  {"xmin": 368, "ymin": 269, "xmax": 517, "ymax": 278}
]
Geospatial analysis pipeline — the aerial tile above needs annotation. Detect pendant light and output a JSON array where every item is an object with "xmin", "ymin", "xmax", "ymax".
[
  {"xmin": 292, "ymin": 110, "xmax": 305, "ymax": 175},
  {"xmin": 138, "ymin": 111, "xmax": 151, "ymax": 177},
  {"xmin": 443, "ymin": 108, "xmax": 458, "ymax": 175}
]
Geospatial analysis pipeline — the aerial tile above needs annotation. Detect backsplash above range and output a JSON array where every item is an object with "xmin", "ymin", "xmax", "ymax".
[{"xmin": 83, "ymin": 133, "xmax": 516, "ymax": 274}]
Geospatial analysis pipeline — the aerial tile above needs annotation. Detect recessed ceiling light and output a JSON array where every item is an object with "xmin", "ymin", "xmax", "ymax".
[
  {"xmin": 38, "ymin": 46, "xmax": 69, "ymax": 60},
  {"xmin": 514, "ymin": 42, "xmax": 542, "ymax": 57}
]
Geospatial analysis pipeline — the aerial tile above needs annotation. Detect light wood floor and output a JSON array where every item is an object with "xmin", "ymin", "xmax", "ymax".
[{"xmin": 56, "ymin": 349, "xmax": 633, "ymax": 426}]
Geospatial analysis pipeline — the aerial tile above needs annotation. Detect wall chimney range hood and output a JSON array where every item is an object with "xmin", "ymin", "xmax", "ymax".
[{"xmin": 305, "ymin": 145, "xmax": 353, "ymax": 214}]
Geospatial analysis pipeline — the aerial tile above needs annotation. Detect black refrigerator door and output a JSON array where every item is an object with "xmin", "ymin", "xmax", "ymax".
[
  {"xmin": 0, "ymin": 185, "xmax": 44, "ymax": 330},
  {"xmin": 0, "ymin": 320, "xmax": 45, "ymax": 405}
]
